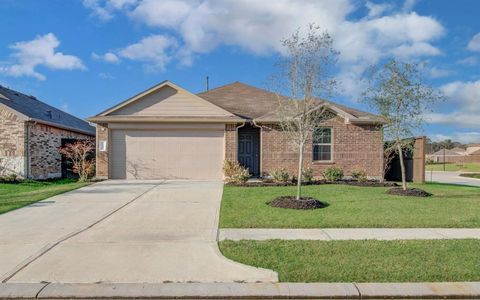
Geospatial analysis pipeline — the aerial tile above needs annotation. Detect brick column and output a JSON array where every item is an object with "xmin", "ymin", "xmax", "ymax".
[
  {"xmin": 413, "ymin": 136, "xmax": 426, "ymax": 183},
  {"xmin": 96, "ymin": 123, "xmax": 109, "ymax": 179}
]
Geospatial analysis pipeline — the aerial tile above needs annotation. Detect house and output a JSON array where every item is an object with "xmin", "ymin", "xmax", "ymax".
[
  {"xmin": 427, "ymin": 146, "xmax": 480, "ymax": 164},
  {"xmin": 88, "ymin": 81, "xmax": 384, "ymax": 180},
  {"xmin": 0, "ymin": 86, "xmax": 95, "ymax": 179}
]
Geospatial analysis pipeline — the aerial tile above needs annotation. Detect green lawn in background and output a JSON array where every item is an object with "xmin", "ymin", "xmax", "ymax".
[
  {"xmin": 0, "ymin": 179, "xmax": 90, "ymax": 214},
  {"xmin": 220, "ymin": 183, "xmax": 480, "ymax": 228},
  {"xmin": 219, "ymin": 239, "xmax": 480, "ymax": 282},
  {"xmin": 426, "ymin": 162, "xmax": 480, "ymax": 172},
  {"xmin": 460, "ymin": 173, "xmax": 480, "ymax": 179}
]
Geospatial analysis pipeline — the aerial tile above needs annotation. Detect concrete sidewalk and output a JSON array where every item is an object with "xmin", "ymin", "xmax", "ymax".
[
  {"xmin": 1, "ymin": 282, "xmax": 480, "ymax": 299},
  {"xmin": 219, "ymin": 228, "xmax": 480, "ymax": 241},
  {"xmin": 426, "ymin": 171, "xmax": 480, "ymax": 187}
]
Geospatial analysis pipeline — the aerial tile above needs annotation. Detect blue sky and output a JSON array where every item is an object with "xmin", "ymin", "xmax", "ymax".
[{"xmin": 0, "ymin": 0, "xmax": 479, "ymax": 143}]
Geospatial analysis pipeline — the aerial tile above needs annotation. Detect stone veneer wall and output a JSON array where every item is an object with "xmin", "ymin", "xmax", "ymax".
[
  {"xmin": 95, "ymin": 123, "xmax": 109, "ymax": 179},
  {"xmin": 224, "ymin": 117, "xmax": 384, "ymax": 179},
  {"xmin": 0, "ymin": 107, "xmax": 26, "ymax": 177},
  {"xmin": 28, "ymin": 123, "xmax": 93, "ymax": 179}
]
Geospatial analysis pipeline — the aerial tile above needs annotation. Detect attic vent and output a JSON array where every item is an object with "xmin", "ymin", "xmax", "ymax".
[
  {"xmin": 46, "ymin": 110, "xmax": 52, "ymax": 119},
  {"xmin": 13, "ymin": 92, "xmax": 19, "ymax": 96},
  {"xmin": 28, "ymin": 95, "xmax": 37, "ymax": 100}
]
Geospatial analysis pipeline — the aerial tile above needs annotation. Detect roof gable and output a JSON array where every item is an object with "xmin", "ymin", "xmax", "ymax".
[
  {"xmin": 100, "ymin": 81, "xmax": 235, "ymax": 117},
  {"xmin": 0, "ymin": 86, "xmax": 95, "ymax": 135}
]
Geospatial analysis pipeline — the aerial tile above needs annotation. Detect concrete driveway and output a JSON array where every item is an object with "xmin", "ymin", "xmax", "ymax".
[
  {"xmin": 0, "ymin": 180, "xmax": 277, "ymax": 283},
  {"xmin": 426, "ymin": 171, "xmax": 480, "ymax": 187}
]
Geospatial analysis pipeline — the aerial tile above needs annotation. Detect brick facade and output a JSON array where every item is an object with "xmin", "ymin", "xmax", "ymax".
[
  {"xmin": 95, "ymin": 123, "xmax": 109, "ymax": 178},
  {"xmin": 225, "ymin": 117, "xmax": 384, "ymax": 179},
  {"xmin": 28, "ymin": 123, "xmax": 92, "ymax": 179},
  {"xmin": 0, "ymin": 107, "xmax": 26, "ymax": 176},
  {"xmin": 0, "ymin": 106, "xmax": 93, "ymax": 179}
]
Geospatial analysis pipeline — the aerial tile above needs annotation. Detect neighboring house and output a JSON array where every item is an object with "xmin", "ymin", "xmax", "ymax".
[
  {"xmin": 427, "ymin": 147, "xmax": 480, "ymax": 163},
  {"xmin": 88, "ymin": 81, "xmax": 384, "ymax": 180},
  {"xmin": 0, "ymin": 86, "xmax": 95, "ymax": 179}
]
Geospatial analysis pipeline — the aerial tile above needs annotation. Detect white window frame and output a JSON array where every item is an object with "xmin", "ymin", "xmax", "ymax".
[{"xmin": 312, "ymin": 127, "xmax": 333, "ymax": 162}]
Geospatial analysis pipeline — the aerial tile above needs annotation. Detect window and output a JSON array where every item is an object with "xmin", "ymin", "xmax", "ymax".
[{"xmin": 313, "ymin": 128, "xmax": 332, "ymax": 161}]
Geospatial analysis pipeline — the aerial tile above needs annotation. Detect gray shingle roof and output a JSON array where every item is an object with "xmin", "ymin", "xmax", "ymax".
[
  {"xmin": 198, "ymin": 82, "xmax": 384, "ymax": 124},
  {"xmin": 0, "ymin": 86, "xmax": 95, "ymax": 135}
]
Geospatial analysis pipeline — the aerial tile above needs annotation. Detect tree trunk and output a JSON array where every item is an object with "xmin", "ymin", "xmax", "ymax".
[
  {"xmin": 296, "ymin": 143, "xmax": 304, "ymax": 200},
  {"xmin": 397, "ymin": 144, "xmax": 407, "ymax": 190}
]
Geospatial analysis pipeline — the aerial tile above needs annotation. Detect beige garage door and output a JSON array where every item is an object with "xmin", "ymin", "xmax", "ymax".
[{"xmin": 110, "ymin": 129, "xmax": 224, "ymax": 179}]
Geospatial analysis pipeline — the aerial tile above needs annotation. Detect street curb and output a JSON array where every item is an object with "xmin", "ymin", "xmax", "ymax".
[{"xmin": 1, "ymin": 282, "xmax": 480, "ymax": 299}]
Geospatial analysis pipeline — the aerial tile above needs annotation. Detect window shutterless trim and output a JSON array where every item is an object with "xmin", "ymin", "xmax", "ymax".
[{"xmin": 312, "ymin": 127, "xmax": 333, "ymax": 162}]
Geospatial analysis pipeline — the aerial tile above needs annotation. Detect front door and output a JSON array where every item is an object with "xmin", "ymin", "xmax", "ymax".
[{"xmin": 238, "ymin": 125, "xmax": 260, "ymax": 177}]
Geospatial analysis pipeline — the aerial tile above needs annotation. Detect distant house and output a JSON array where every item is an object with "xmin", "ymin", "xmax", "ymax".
[
  {"xmin": 88, "ymin": 81, "xmax": 385, "ymax": 180},
  {"xmin": 0, "ymin": 86, "xmax": 95, "ymax": 179},
  {"xmin": 427, "ymin": 146, "xmax": 480, "ymax": 164}
]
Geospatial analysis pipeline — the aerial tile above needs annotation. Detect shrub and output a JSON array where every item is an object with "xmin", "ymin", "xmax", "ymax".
[
  {"xmin": 0, "ymin": 174, "xmax": 20, "ymax": 184},
  {"xmin": 323, "ymin": 167, "xmax": 344, "ymax": 181},
  {"xmin": 302, "ymin": 167, "xmax": 314, "ymax": 182},
  {"xmin": 223, "ymin": 160, "xmax": 250, "ymax": 184},
  {"xmin": 57, "ymin": 140, "xmax": 95, "ymax": 182},
  {"xmin": 270, "ymin": 167, "xmax": 291, "ymax": 183},
  {"xmin": 351, "ymin": 170, "xmax": 368, "ymax": 182}
]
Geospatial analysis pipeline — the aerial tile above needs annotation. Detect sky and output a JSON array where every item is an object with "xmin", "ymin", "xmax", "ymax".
[{"xmin": 0, "ymin": 0, "xmax": 479, "ymax": 143}]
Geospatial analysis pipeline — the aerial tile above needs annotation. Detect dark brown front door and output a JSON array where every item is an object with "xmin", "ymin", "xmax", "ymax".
[{"xmin": 238, "ymin": 125, "xmax": 260, "ymax": 177}]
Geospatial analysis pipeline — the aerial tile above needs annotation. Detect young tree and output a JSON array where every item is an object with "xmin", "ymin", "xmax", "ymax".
[
  {"xmin": 271, "ymin": 25, "xmax": 339, "ymax": 200},
  {"xmin": 362, "ymin": 59, "xmax": 444, "ymax": 190},
  {"xmin": 58, "ymin": 140, "xmax": 95, "ymax": 182}
]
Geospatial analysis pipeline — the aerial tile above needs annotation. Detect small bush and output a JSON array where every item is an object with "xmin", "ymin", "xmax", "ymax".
[
  {"xmin": 351, "ymin": 170, "xmax": 367, "ymax": 182},
  {"xmin": 270, "ymin": 168, "xmax": 291, "ymax": 183},
  {"xmin": 0, "ymin": 174, "xmax": 20, "ymax": 184},
  {"xmin": 302, "ymin": 167, "xmax": 314, "ymax": 182},
  {"xmin": 223, "ymin": 160, "xmax": 250, "ymax": 184},
  {"xmin": 323, "ymin": 167, "xmax": 344, "ymax": 181}
]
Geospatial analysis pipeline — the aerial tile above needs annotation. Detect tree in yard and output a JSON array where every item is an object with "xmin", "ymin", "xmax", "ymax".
[
  {"xmin": 58, "ymin": 140, "xmax": 95, "ymax": 182},
  {"xmin": 270, "ymin": 24, "xmax": 339, "ymax": 200},
  {"xmin": 362, "ymin": 59, "xmax": 445, "ymax": 190}
]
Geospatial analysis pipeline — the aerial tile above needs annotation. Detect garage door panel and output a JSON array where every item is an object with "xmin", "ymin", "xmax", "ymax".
[{"xmin": 110, "ymin": 129, "xmax": 224, "ymax": 180}]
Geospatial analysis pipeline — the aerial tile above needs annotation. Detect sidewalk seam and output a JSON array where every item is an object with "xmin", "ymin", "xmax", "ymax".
[
  {"xmin": 35, "ymin": 282, "xmax": 50, "ymax": 298},
  {"xmin": 1, "ymin": 182, "xmax": 162, "ymax": 283},
  {"xmin": 352, "ymin": 282, "xmax": 362, "ymax": 299}
]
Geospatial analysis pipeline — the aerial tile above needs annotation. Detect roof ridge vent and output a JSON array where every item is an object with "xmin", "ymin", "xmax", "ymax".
[{"xmin": 28, "ymin": 95, "xmax": 37, "ymax": 100}]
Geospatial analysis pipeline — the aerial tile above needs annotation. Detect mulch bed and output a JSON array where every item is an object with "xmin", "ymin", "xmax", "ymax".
[
  {"xmin": 386, "ymin": 187, "xmax": 432, "ymax": 197},
  {"xmin": 227, "ymin": 180, "xmax": 398, "ymax": 188},
  {"xmin": 267, "ymin": 196, "xmax": 329, "ymax": 210}
]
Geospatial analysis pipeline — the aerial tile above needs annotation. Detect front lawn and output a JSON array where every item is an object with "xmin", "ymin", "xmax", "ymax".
[
  {"xmin": 219, "ymin": 239, "xmax": 480, "ymax": 282},
  {"xmin": 0, "ymin": 179, "xmax": 90, "ymax": 214},
  {"xmin": 460, "ymin": 173, "xmax": 480, "ymax": 179},
  {"xmin": 426, "ymin": 162, "xmax": 480, "ymax": 172},
  {"xmin": 220, "ymin": 183, "xmax": 480, "ymax": 228}
]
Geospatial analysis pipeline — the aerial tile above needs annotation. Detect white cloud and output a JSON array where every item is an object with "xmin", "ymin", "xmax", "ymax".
[
  {"xmin": 430, "ymin": 132, "xmax": 480, "ymax": 144},
  {"xmin": 0, "ymin": 33, "xmax": 85, "ymax": 80},
  {"xmin": 98, "ymin": 72, "xmax": 115, "ymax": 79},
  {"xmin": 118, "ymin": 35, "xmax": 178, "ymax": 71},
  {"xmin": 467, "ymin": 32, "xmax": 480, "ymax": 52},
  {"xmin": 86, "ymin": 0, "xmax": 444, "ymax": 94},
  {"xmin": 428, "ymin": 67, "xmax": 451, "ymax": 78},
  {"xmin": 365, "ymin": 1, "xmax": 391, "ymax": 18},
  {"xmin": 92, "ymin": 52, "xmax": 120, "ymax": 63},
  {"xmin": 426, "ymin": 80, "xmax": 480, "ymax": 128},
  {"xmin": 402, "ymin": 0, "xmax": 417, "ymax": 12},
  {"xmin": 83, "ymin": 0, "xmax": 137, "ymax": 21},
  {"xmin": 457, "ymin": 56, "xmax": 478, "ymax": 66}
]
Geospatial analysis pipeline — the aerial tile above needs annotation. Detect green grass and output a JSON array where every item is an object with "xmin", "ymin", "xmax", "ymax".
[
  {"xmin": 460, "ymin": 173, "xmax": 480, "ymax": 179},
  {"xmin": 220, "ymin": 183, "xmax": 480, "ymax": 228},
  {"xmin": 0, "ymin": 179, "xmax": 90, "ymax": 214},
  {"xmin": 219, "ymin": 239, "xmax": 480, "ymax": 282},
  {"xmin": 426, "ymin": 162, "xmax": 480, "ymax": 172}
]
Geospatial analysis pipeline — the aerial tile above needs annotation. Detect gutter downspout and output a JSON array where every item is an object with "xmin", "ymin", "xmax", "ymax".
[{"xmin": 251, "ymin": 119, "xmax": 263, "ymax": 177}]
